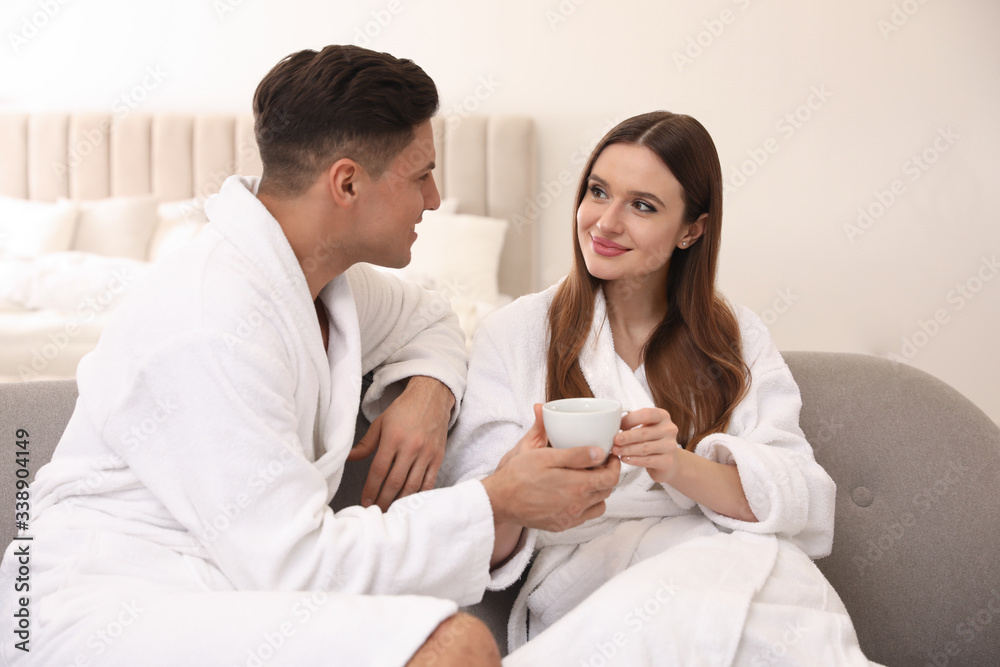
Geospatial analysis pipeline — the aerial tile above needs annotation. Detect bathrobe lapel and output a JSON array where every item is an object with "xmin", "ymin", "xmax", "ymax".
[
  {"xmin": 314, "ymin": 277, "xmax": 363, "ymax": 492},
  {"xmin": 207, "ymin": 176, "xmax": 361, "ymax": 494},
  {"xmin": 577, "ymin": 287, "xmax": 659, "ymax": 412},
  {"xmin": 572, "ymin": 288, "xmax": 699, "ymax": 520}
]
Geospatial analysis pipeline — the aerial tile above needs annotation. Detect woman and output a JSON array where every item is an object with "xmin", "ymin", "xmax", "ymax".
[{"xmin": 439, "ymin": 112, "xmax": 876, "ymax": 665}]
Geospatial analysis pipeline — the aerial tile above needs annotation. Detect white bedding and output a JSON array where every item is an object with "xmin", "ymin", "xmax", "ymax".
[
  {"xmin": 0, "ymin": 253, "xmax": 152, "ymax": 381},
  {"xmin": 0, "ymin": 236, "xmax": 512, "ymax": 378},
  {"xmin": 0, "ymin": 252, "xmax": 150, "ymax": 311}
]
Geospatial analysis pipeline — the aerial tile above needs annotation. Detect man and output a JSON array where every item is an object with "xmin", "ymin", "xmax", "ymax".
[{"xmin": 0, "ymin": 46, "xmax": 619, "ymax": 666}]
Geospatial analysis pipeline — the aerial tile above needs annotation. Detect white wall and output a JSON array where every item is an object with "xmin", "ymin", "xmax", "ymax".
[{"xmin": 3, "ymin": 0, "xmax": 998, "ymax": 423}]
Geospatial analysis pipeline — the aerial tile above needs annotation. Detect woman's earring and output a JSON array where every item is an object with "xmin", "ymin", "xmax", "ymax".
[{"xmin": 681, "ymin": 241, "xmax": 688, "ymax": 247}]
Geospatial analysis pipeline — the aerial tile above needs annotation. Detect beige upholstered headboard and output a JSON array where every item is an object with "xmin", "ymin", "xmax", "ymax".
[{"xmin": 0, "ymin": 113, "xmax": 537, "ymax": 297}]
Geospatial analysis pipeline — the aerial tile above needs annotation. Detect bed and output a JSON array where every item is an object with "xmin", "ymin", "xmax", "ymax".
[{"xmin": 0, "ymin": 112, "xmax": 537, "ymax": 380}]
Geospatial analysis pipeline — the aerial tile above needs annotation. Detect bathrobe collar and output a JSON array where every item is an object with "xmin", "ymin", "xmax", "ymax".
[
  {"xmin": 578, "ymin": 286, "xmax": 658, "ymax": 414},
  {"xmin": 536, "ymin": 287, "xmax": 696, "ymax": 553},
  {"xmin": 205, "ymin": 176, "xmax": 363, "ymax": 471}
]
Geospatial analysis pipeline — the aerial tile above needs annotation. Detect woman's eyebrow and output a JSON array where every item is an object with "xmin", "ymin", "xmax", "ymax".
[{"xmin": 589, "ymin": 173, "xmax": 666, "ymax": 208}]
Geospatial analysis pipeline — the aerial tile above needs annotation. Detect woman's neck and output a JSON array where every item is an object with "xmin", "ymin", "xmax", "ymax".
[{"xmin": 604, "ymin": 279, "xmax": 668, "ymax": 371}]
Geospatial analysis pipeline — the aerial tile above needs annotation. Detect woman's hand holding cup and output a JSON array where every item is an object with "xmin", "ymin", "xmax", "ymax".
[{"xmin": 610, "ymin": 407, "xmax": 682, "ymax": 484}]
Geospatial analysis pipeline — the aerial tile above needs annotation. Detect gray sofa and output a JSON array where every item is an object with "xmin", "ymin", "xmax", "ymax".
[{"xmin": 2, "ymin": 352, "xmax": 998, "ymax": 666}]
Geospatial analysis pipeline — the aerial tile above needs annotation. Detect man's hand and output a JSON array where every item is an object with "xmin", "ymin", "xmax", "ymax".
[
  {"xmin": 482, "ymin": 404, "xmax": 621, "ymax": 534},
  {"xmin": 349, "ymin": 376, "xmax": 455, "ymax": 511}
]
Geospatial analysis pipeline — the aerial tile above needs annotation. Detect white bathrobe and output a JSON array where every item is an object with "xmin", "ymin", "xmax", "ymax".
[
  {"xmin": 0, "ymin": 176, "xmax": 497, "ymax": 667},
  {"xmin": 440, "ymin": 284, "xmax": 877, "ymax": 666}
]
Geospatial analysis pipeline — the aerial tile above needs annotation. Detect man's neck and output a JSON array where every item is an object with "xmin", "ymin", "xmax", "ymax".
[{"xmin": 257, "ymin": 188, "xmax": 351, "ymax": 300}]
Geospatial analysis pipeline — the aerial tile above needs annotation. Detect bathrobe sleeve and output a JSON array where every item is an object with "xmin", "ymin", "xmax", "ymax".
[
  {"xmin": 346, "ymin": 263, "xmax": 467, "ymax": 426},
  {"xmin": 96, "ymin": 330, "xmax": 494, "ymax": 604},
  {"xmin": 440, "ymin": 319, "xmax": 542, "ymax": 589},
  {"xmin": 690, "ymin": 306, "xmax": 836, "ymax": 558}
]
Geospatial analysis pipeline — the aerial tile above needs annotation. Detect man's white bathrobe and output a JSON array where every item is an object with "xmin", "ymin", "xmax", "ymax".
[
  {"xmin": 0, "ymin": 176, "xmax": 498, "ymax": 667},
  {"xmin": 440, "ymin": 285, "xmax": 876, "ymax": 666}
]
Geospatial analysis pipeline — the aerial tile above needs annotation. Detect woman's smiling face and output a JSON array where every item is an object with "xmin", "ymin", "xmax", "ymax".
[{"xmin": 577, "ymin": 142, "xmax": 700, "ymax": 290}]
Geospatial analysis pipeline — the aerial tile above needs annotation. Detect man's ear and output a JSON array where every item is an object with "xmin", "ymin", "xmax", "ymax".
[{"xmin": 327, "ymin": 158, "xmax": 365, "ymax": 207}]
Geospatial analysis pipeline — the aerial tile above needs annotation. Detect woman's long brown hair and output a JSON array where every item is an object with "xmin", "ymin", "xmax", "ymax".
[{"xmin": 546, "ymin": 112, "xmax": 748, "ymax": 449}]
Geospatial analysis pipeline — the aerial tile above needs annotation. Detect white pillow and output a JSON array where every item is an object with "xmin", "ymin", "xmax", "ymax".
[
  {"xmin": 407, "ymin": 211, "xmax": 508, "ymax": 306},
  {"xmin": 68, "ymin": 195, "xmax": 159, "ymax": 261},
  {"xmin": 374, "ymin": 210, "xmax": 508, "ymax": 346},
  {"xmin": 0, "ymin": 195, "xmax": 78, "ymax": 259},
  {"xmin": 149, "ymin": 198, "xmax": 210, "ymax": 262}
]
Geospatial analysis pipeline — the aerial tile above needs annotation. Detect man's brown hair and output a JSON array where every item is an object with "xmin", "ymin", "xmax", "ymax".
[{"xmin": 252, "ymin": 45, "xmax": 439, "ymax": 196}]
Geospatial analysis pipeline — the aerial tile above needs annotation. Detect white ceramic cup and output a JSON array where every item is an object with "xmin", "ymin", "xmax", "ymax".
[{"xmin": 542, "ymin": 398, "xmax": 623, "ymax": 460}]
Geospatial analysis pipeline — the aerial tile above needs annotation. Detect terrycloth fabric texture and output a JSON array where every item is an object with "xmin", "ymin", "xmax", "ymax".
[
  {"xmin": 440, "ymin": 284, "xmax": 876, "ymax": 665},
  {"xmin": 0, "ymin": 175, "xmax": 492, "ymax": 667}
]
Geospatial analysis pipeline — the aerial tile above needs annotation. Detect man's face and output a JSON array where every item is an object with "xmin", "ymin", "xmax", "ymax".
[{"xmin": 355, "ymin": 120, "xmax": 441, "ymax": 269}]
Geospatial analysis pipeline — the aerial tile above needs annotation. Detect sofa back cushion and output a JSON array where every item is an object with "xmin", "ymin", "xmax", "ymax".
[{"xmin": 785, "ymin": 351, "xmax": 1000, "ymax": 667}]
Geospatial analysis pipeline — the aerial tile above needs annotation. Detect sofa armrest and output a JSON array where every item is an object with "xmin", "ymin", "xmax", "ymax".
[
  {"xmin": 785, "ymin": 351, "xmax": 1000, "ymax": 666},
  {"xmin": 0, "ymin": 379, "xmax": 79, "ymax": 550}
]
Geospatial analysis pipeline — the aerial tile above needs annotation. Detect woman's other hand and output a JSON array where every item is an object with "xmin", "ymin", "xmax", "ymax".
[
  {"xmin": 614, "ymin": 407, "xmax": 757, "ymax": 522},
  {"xmin": 611, "ymin": 407, "xmax": 680, "ymax": 484}
]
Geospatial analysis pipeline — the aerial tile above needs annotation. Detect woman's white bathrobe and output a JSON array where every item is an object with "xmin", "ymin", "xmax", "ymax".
[
  {"xmin": 0, "ymin": 176, "xmax": 499, "ymax": 667},
  {"xmin": 440, "ymin": 285, "xmax": 876, "ymax": 666}
]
